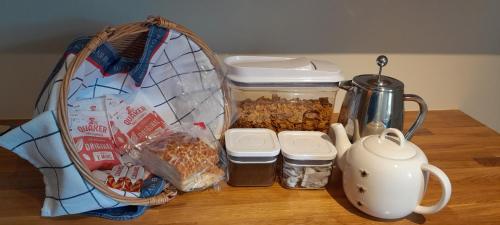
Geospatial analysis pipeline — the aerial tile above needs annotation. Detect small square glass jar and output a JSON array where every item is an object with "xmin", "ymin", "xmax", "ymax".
[
  {"xmin": 225, "ymin": 128, "xmax": 281, "ymax": 186},
  {"xmin": 278, "ymin": 131, "xmax": 337, "ymax": 189}
]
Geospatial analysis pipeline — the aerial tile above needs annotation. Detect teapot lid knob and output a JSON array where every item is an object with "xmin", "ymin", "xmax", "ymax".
[{"xmin": 362, "ymin": 128, "xmax": 418, "ymax": 160}]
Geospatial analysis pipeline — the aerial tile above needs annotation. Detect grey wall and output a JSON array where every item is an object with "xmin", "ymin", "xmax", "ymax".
[
  {"xmin": 1, "ymin": 0, "xmax": 500, "ymax": 54},
  {"xmin": 0, "ymin": 0, "xmax": 499, "ymax": 132}
]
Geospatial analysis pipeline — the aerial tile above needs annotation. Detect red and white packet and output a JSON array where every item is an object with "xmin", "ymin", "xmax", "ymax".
[
  {"xmin": 106, "ymin": 165, "xmax": 128, "ymax": 190},
  {"xmin": 124, "ymin": 166, "xmax": 145, "ymax": 192},
  {"xmin": 72, "ymin": 97, "xmax": 106, "ymax": 111},
  {"xmin": 92, "ymin": 165, "xmax": 146, "ymax": 194},
  {"xmin": 105, "ymin": 93, "xmax": 167, "ymax": 147},
  {"xmin": 69, "ymin": 98, "xmax": 121, "ymax": 171}
]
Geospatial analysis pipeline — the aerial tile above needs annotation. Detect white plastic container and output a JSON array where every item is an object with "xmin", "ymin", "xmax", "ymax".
[
  {"xmin": 278, "ymin": 131, "xmax": 337, "ymax": 189},
  {"xmin": 224, "ymin": 56, "xmax": 344, "ymax": 133},
  {"xmin": 225, "ymin": 128, "xmax": 281, "ymax": 186}
]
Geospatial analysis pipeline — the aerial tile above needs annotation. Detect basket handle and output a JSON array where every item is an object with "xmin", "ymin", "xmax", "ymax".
[
  {"xmin": 56, "ymin": 16, "xmax": 228, "ymax": 206},
  {"xmin": 146, "ymin": 16, "xmax": 177, "ymax": 29}
]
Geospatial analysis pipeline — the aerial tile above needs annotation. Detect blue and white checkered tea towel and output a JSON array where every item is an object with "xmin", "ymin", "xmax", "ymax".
[{"xmin": 0, "ymin": 24, "xmax": 225, "ymax": 218}]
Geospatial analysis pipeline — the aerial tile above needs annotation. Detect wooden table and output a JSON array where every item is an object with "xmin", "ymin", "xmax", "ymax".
[{"xmin": 0, "ymin": 110, "xmax": 499, "ymax": 225}]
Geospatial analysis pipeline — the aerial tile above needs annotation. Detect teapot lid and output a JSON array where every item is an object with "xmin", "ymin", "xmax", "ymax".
[{"xmin": 363, "ymin": 128, "xmax": 416, "ymax": 160}]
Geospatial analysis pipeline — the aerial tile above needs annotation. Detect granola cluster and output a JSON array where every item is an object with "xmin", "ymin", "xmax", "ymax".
[
  {"xmin": 137, "ymin": 131, "xmax": 225, "ymax": 192},
  {"xmin": 232, "ymin": 95, "xmax": 333, "ymax": 133},
  {"xmin": 160, "ymin": 132, "xmax": 221, "ymax": 180}
]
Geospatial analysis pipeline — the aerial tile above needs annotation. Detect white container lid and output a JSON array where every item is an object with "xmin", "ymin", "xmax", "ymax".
[
  {"xmin": 224, "ymin": 56, "xmax": 344, "ymax": 84},
  {"xmin": 278, "ymin": 131, "xmax": 337, "ymax": 161},
  {"xmin": 225, "ymin": 128, "xmax": 281, "ymax": 157}
]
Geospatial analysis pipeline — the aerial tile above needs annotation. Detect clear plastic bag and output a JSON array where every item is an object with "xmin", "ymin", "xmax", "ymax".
[
  {"xmin": 127, "ymin": 124, "xmax": 226, "ymax": 192},
  {"xmin": 170, "ymin": 88, "xmax": 226, "ymax": 140}
]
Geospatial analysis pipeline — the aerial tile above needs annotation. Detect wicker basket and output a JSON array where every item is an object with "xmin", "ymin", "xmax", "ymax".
[{"xmin": 56, "ymin": 17, "xmax": 230, "ymax": 206}]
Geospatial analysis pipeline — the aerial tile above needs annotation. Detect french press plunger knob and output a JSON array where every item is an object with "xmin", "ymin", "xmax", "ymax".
[{"xmin": 376, "ymin": 55, "xmax": 388, "ymax": 85}]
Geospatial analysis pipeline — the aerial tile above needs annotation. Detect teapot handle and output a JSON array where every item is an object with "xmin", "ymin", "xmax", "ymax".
[{"xmin": 414, "ymin": 164, "xmax": 452, "ymax": 214}]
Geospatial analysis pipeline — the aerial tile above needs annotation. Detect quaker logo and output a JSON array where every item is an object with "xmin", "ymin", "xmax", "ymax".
[
  {"xmin": 90, "ymin": 105, "xmax": 97, "ymax": 111},
  {"xmin": 89, "ymin": 117, "xmax": 97, "ymax": 126},
  {"xmin": 124, "ymin": 106, "xmax": 146, "ymax": 125},
  {"xmin": 77, "ymin": 117, "xmax": 108, "ymax": 133}
]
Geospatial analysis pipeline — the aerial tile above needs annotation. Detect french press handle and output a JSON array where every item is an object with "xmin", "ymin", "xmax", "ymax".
[{"xmin": 403, "ymin": 94, "xmax": 428, "ymax": 140}]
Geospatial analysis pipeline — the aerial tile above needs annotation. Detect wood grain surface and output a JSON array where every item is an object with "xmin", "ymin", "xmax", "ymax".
[{"xmin": 0, "ymin": 110, "xmax": 499, "ymax": 225}]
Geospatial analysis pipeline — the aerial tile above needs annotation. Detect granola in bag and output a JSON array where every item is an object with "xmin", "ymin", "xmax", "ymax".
[{"xmin": 128, "ymin": 125, "xmax": 225, "ymax": 192}]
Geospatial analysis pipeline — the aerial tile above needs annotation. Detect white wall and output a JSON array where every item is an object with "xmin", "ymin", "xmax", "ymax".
[{"xmin": 1, "ymin": 53, "xmax": 499, "ymax": 132}]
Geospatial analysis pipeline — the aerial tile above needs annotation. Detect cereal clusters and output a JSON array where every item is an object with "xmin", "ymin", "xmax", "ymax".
[
  {"xmin": 152, "ymin": 132, "xmax": 224, "ymax": 192},
  {"xmin": 160, "ymin": 132, "xmax": 221, "ymax": 180},
  {"xmin": 232, "ymin": 95, "xmax": 333, "ymax": 133}
]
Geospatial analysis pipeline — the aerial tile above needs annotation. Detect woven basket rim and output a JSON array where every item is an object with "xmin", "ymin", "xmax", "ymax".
[{"xmin": 56, "ymin": 16, "xmax": 230, "ymax": 206}]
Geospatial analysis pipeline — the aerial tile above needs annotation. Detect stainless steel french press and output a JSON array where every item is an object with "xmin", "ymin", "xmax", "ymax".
[{"xmin": 337, "ymin": 55, "xmax": 427, "ymax": 140}]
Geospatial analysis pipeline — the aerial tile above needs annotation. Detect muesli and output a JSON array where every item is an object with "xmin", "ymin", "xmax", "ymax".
[
  {"xmin": 232, "ymin": 95, "xmax": 333, "ymax": 133},
  {"xmin": 128, "ymin": 125, "xmax": 225, "ymax": 192}
]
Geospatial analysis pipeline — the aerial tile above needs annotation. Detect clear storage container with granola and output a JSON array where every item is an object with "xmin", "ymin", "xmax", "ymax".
[{"xmin": 224, "ymin": 56, "xmax": 344, "ymax": 133}]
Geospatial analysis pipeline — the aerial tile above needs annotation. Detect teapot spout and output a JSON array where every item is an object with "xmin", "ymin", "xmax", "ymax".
[{"xmin": 329, "ymin": 123, "xmax": 352, "ymax": 171}]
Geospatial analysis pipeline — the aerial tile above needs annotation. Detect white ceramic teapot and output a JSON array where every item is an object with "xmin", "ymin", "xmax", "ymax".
[{"xmin": 330, "ymin": 123, "xmax": 452, "ymax": 219}]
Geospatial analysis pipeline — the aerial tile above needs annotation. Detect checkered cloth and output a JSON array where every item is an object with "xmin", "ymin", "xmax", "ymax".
[{"xmin": 0, "ymin": 25, "xmax": 225, "ymax": 217}]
